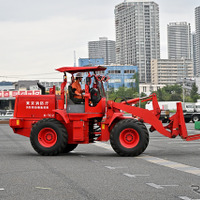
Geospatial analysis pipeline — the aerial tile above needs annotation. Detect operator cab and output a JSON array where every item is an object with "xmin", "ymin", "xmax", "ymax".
[
  {"xmin": 68, "ymin": 85, "xmax": 84, "ymax": 104},
  {"xmin": 68, "ymin": 72, "xmax": 104, "ymax": 106},
  {"xmin": 56, "ymin": 66, "xmax": 108, "ymax": 113}
]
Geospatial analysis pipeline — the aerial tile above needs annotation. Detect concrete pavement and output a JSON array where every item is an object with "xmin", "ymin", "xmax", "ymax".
[{"xmin": 0, "ymin": 123, "xmax": 200, "ymax": 200}]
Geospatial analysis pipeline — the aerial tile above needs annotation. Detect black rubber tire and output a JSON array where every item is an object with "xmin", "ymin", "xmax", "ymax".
[
  {"xmin": 30, "ymin": 118, "xmax": 68, "ymax": 156},
  {"xmin": 62, "ymin": 144, "xmax": 78, "ymax": 153},
  {"xmin": 192, "ymin": 115, "xmax": 199, "ymax": 123},
  {"xmin": 184, "ymin": 118, "xmax": 191, "ymax": 123},
  {"xmin": 110, "ymin": 119, "xmax": 149, "ymax": 156}
]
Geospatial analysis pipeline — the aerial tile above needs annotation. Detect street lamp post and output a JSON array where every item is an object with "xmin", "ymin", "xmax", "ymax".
[
  {"xmin": 183, "ymin": 81, "xmax": 185, "ymax": 103},
  {"xmin": 182, "ymin": 58, "xmax": 186, "ymax": 104}
]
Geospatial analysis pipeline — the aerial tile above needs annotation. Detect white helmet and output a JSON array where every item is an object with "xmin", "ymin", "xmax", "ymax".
[{"xmin": 75, "ymin": 72, "xmax": 83, "ymax": 78}]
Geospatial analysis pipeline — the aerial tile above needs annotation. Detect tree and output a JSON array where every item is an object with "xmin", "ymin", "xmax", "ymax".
[
  {"xmin": 153, "ymin": 84, "xmax": 182, "ymax": 101},
  {"xmin": 133, "ymin": 72, "xmax": 139, "ymax": 93},
  {"xmin": 190, "ymin": 83, "xmax": 199, "ymax": 102},
  {"xmin": 156, "ymin": 88, "xmax": 164, "ymax": 101},
  {"xmin": 171, "ymin": 93, "xmax": 182, "ymax": 101}
]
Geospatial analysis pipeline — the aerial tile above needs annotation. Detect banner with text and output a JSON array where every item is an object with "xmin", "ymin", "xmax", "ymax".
[{"xmin": 0, "ymin": 90, "xmax": 41, "ymax": 98}]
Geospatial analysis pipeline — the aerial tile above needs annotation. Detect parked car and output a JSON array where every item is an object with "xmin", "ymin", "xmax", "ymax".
[
  {"xmin": 184, "ymin": 104, "xmax": 195, "ymax": 113},
  {"xmin": 195, "ymin": 104, "xmax": 200, "ymax": 112},
  {"xmin": 5, "ymin": 111, "xmax": 14, "ymax": 117}
]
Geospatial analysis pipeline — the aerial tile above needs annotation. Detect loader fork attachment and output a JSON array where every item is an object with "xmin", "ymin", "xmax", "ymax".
[
  {"xmin": 111, "ymin": 94, "xmax": 200, "ymax": 141},
  {"xmin": 167, "ymin": 102, "xmax": 200, "ymax": 141},
  {"xmin": 165, "ymin": 102, "xmax": 188, "ymax": 138}
]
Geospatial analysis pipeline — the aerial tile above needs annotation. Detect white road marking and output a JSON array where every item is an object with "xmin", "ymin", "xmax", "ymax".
[
  {"xmin": 150, "ymin": 136, "xmax": 170, "ymax": 139},
  {"xmin": 93, "ymin": 142, "xmax": 200, "ymax": 176},
  {"xmin": 105, "ymin": 166, "xmax": 127, "ymax": 170},
  {"xmin": 146, "ymin": 183, "xmax": 179, "ymax": 189},
  {"xmin": 179, "ymin": 196, "xmax": 200, "ymax": 200},
  {"xmin": 167, "ymin": 142, "xmax": 186, "ymax": 144},
  {"xmin": 123, "ymin": 173, "xmax": 149, "ymax": 178},
  {"xmin": 35, "ymin": 187, "xmax": 51, "ymax": 190},
  {"xmin": 0, "ymin": 188, "xmax": 5, "ymax": 191},
  {"xmin": 179, "ymin": 197, "xmax": 191, "ymax": 200},
  {"xmin": 150, "ymin": 139, "xmax": 173, "ymax": 142},
  {"xmin": 181, "ymin": 144, "xmax": 200, "ymax": 147},
  {"xmin": 140, "ymin": 155, "xmax": 200, "ymax": 176},
  {"xmin": 149, "ymin": 138, "xmax": 181, "ymax": 142},
  {"xmin": 168, "ymin": 141, "xmax": 200, "ymax": 144}
]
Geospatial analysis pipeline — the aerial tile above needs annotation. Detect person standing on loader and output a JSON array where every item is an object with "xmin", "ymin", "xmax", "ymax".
[{"xmin": 71, "ymin": 72, "xmax": 85, "ymax": 103}]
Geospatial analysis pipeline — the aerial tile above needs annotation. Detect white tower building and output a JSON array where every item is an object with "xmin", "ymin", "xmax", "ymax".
[
  {"xmin": 167, "ymin": 22, "xmax": 191, "ymax": 60},
  {"xmin": 88, "ymin": 37, "xmax": 116, "ymax": 65},
  {"xmin": 115, "ymin": 0, "xmax": 160, "ymax": 83}
]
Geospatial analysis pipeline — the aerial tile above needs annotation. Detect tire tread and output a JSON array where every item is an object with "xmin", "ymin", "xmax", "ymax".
[
  {"xmin": 110, "ymin": 119, "xmax": 149, "ymax": 156},
  {"xmin": 30, "ymin": 118, "xmax": 68, "ymax": 156}
]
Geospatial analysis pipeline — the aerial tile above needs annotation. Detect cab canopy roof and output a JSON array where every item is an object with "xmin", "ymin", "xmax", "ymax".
[{"xmin": 56, "ymin": 66, "xmax": 106, "ymax": 74}]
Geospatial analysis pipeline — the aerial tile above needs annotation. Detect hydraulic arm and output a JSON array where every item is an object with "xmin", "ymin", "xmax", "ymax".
[{"xmin": 109, "ymin": 94, "xmax": 200, "ymax": 141}]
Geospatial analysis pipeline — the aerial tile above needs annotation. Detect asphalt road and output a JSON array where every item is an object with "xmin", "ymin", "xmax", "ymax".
[{"xmin": 0, "ymin": 123, "xmax": 200, "ymax": 200}]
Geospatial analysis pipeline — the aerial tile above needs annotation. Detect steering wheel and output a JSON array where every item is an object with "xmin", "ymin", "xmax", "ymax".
[{"xmin": 90, "ymin": 88, "xmax": 101, "ymax": 106}]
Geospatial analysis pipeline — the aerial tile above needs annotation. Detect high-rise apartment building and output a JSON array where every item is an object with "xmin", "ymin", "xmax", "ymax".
[
  {"xmin": 195, "ymin": 6, "xmax": 200, "ymax": 76},
  {"xmin": 151, "ymin": 59, "xmax": 193, "ymax": 85},
  {"xmin": 167, "ymin": 22, "xmax": 191, "ymax": 60},
  {"xmin": 115, "ymin": 0, "xmax": 160, "ymax": 83},
  {"xmin": 192, "ymin": 33, "xmax": 198, "ymax": 76},
  {"xmin": 88, "ymin": 37, "xmax": 116, "ymax": 65}
]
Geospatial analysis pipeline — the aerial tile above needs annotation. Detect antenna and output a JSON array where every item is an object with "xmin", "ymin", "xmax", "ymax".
[{"xmin": 74, "ymin": 51, "xmax": 76, "ymax": 67}]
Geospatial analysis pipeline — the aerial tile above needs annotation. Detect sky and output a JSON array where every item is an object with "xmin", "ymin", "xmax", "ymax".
[{"xmin": 0, "ymin": 0, "xmax": 199, "ymax": 82}]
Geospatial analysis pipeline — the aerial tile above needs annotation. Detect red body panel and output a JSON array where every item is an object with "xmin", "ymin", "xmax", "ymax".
[
  {"xmin": 10, "ymin": 92, "xmax": 106, "ymax": 143},
  {"xmin": 14, "ymin": 95, "xmax": 56, "ymax": 119},
  {"xmin": 10, "ymin": 94, "xmax": 57, "ymax": 137},
  {"xmin": 72, "ymin": 121, "xmax": 84, "ymax": 141}
]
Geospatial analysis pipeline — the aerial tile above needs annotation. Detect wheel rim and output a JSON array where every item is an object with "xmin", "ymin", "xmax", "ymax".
[
  {"xmin": 119, "ymin": 128, "xmax": 139, "ymax": 148},
  {"xmin": 193, "ymin": 116, "xmax": 199, "ymax": 122},
  {"xmin": 38, "ymin": 128, "xmax": 57, "ymax": 148}
]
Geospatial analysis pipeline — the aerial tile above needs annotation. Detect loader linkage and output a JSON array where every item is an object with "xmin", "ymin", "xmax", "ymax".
[{"xmin": 116, "ymin": 94, "xmax": 200, "ymax": 141}]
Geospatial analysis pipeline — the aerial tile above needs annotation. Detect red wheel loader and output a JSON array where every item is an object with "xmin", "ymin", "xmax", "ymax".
[{"xmin": 9, "ymin": 66, "xmax": 200, "ymax": 156}]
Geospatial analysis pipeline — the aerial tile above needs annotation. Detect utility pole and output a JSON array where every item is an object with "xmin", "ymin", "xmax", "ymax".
[
  {"xmin": 74, "ymin": 51, "xmax": 76, "ymax": 67},
  {"xmin": 183, "ymin": 82, "xmax": 185, "ymax": 103},
  {"xmin": 182, "ymin": 58, "xmax": 186, "ymax": 104}
]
